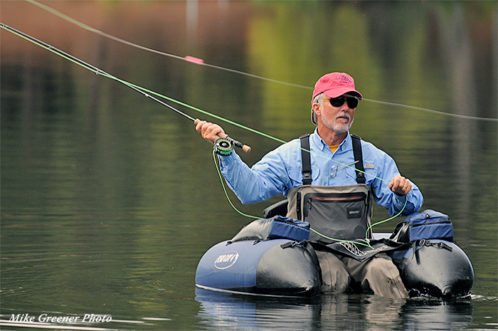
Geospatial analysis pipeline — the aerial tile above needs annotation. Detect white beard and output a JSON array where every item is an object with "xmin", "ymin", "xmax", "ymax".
[{"xmin": 321, "ymin": 112, "xmax": 353, "ymax": 134}]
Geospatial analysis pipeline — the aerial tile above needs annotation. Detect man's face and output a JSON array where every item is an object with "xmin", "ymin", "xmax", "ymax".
[{"xmin": 317, "ymin": 95, "xmax": 357, "ymax": 134}]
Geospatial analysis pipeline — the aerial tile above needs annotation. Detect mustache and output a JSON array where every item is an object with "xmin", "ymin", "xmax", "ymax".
[{"xmin": 335, "ymin": 112, "xmax": 351, "ymax": 121}]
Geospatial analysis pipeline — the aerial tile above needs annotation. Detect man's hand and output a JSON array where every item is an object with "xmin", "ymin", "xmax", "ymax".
[
  {"xmin": 388, "ymin": 175, "xmax": 412, "ymax": 196},
  {"xmin": 195, "ymin": 120, "xmax": 226, "ymax": 144}
]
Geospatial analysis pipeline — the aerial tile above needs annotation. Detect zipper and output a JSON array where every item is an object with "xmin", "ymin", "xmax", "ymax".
[
  {"xmin": 310, "ymin": 195, "xmax": 365, "ymax": 202},
  {"xmin": 304, "ymin": 193, "xmax": 367, "ymax": 218},
  {"xmin": 296, "ymin": 192, "xmax": 301, "ymax": 220},
  {"xmin": 410, "ymin": 221, "xmax": 451, "ymax": 227}
]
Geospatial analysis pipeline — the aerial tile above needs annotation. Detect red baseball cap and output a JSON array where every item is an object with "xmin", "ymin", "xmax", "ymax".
[{"xmin": 311, "ymin": 72, "xmax": 362, "ymax": 104}]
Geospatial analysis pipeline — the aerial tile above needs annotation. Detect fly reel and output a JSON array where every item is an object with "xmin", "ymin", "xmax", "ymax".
[{"xmin": 214, "ymin": 137, "xmax": 233, "ymax": 156}]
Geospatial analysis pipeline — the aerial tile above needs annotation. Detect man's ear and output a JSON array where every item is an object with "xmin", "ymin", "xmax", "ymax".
[{"xmin": 312, "ymin": 102, "xmax": 321, "ymax": 118}]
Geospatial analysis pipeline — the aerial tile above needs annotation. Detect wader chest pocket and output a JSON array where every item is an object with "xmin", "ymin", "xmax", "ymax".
[{"xmin": 303, "ymin": 192, "xmax": 369, "ymax": 243}]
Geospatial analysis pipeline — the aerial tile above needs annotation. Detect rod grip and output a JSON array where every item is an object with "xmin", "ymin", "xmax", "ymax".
[
  {"xmin": 194, "ymin": 119, "xmax": 251, "ymax": 153},
  {"xmin": 241, "ymin": 144, "xmax": 251, "ymax": 153}
]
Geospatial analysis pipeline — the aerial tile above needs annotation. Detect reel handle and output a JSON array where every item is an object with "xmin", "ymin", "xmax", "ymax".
[{"xmin": 194, "ymin": 119, "xmax": 251, "ymax": 153}]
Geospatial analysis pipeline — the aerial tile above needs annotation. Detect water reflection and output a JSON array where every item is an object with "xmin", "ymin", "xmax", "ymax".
[
  {"xmin": 1, "ymin": 0, "xmax": 496, "ymax": 330},
  {"xmin": 196, "ymin": 289, "xmax": 473, "ymax": 330}
]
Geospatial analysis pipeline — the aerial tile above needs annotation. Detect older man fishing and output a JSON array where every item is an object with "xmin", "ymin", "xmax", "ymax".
[{"xmin": 196, "ymin": 72, "xmax": 423, "ymax": 298}]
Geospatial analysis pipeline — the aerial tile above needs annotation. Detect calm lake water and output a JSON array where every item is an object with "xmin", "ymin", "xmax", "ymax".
[{"xmin": 1, "ymin": 1, "xmax": 497, "ymax": 330}]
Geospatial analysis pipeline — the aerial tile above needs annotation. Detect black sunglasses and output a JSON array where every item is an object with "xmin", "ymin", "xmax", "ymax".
[{"xmin": 327, "ymin": 95, "xmax": 359, "ymax": 108}]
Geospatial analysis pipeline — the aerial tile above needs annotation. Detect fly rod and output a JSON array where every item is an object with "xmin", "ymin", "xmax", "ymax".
[{"xmin": 0, "ymin": 22, "xmax": 251, "ymax": 153}]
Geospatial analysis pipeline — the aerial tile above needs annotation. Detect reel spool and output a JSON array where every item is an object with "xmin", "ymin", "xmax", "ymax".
[{"xmin": 214, "ymin": 138, "xmax": 233, "ymax": 156}]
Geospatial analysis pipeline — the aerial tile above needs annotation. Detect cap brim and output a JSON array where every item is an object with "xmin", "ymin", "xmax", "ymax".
[{"xmin": 324, "ymin": 88, "xmax": 362, "ymax": 100}]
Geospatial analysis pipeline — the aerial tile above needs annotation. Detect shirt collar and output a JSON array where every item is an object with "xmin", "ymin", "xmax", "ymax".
[{"xmin": 311, "ymin": 128, "xmax": 353, "ymax": 153}]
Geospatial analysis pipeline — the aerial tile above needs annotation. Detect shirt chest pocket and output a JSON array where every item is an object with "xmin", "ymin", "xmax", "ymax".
[
  {"xmin": 328, "ymin": 159, "xmax": 376, "ymax": 184},
  {"xmin": 328, "ymin": 160, "xmax": 358, "ymax": 181}
]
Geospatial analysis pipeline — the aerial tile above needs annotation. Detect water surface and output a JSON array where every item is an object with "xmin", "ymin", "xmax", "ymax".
[{"xmin": 1, "ymin": 1, "xmax": 497, "ymax": 330}]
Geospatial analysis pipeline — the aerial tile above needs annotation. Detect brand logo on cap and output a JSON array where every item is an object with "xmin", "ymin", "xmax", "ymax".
[
  {"xmin": 336, "ymin": 73, "xmax": 353, "ymax": 85},
  {"xmin": 316, "ymin": 73, "xmax": 354, "ymax": 90}
]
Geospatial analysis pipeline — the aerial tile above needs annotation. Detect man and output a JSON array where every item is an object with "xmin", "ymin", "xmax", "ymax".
[{"xmin": 196, "ymin": 72, "xmax": 423, "ymax": 298}]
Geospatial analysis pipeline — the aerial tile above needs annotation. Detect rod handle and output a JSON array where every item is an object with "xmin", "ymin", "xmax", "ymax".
[{"xmin": 194, "ymin": 119, "xmax": 251, "ymax": 153}]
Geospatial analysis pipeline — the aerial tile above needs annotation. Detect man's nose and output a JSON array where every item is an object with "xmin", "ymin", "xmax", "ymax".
[{"xmin": 340, "ymin": 103, "xmax": 351, "ymax": 111}]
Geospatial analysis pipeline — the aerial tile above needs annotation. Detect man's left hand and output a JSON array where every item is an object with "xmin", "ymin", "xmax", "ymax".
[{"xmin": 388, "ymin": 176, "xmax": 412, "ymax": 196}]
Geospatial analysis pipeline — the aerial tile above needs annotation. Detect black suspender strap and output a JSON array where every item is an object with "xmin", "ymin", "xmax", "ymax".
[
  {"xmin": 351, "ymin": 134, "xmax": 366, "ymax": 184},
  {"xmin": 300, "ymin": 134, "xmax": 312, "ymax": 185},
  {"xmin": 300, "ymin": 133, "xmax": 365, "ymax": 184}
]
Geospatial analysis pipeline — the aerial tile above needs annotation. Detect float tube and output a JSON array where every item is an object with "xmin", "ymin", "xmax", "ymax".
[
  {"xmin": 195, "ymin": 213, "xmax": 474, "ymax": 298},
  {"xmin": 195, "ymin": 239, "xmax": 321, "ymax": 296}
]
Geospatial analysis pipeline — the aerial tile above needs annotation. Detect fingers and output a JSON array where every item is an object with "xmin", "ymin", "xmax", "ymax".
[
  {"xmin": 195, "ymin": 120, "xmax": 226, "ymax": 144},
  {"xmin": 388, "ymin": 175, "xmax": 412, "ymax": 196}
]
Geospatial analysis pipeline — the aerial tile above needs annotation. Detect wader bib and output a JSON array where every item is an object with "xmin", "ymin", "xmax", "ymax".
[{"xmin": 286, "ymin": 134, "xmax": 373, "ymax": 245}]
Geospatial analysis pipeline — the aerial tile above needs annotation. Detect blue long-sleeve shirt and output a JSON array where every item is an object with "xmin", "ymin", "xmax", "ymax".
[{"xmin": 220, "ymin": 130, "xmax": 423, "ymax": 216}]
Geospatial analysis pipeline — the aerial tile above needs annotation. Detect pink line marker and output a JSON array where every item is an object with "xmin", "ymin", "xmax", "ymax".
[{"xmin": 184, "ymin": 56, "xmax": 204, "ymax": 65}]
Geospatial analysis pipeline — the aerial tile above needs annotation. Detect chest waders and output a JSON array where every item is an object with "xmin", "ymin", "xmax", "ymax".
[{"xmin": 286, "ymin": 134, "xmax": 373, "ymax": 245}]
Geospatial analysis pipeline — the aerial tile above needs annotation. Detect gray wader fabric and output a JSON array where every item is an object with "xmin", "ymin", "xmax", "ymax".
[
  {"xmin": 315, "ymin": 249, "xmax": 351, "ymax": 293},
  {"xmin": 315, "ymin": 249, "xmax": 408, "ymax": 299},
  {"xmin": 286, "ymin": 184, "xmax": 372, "ymax": 243},
  {"xmin": 292, "ymin": 134, "xmax": 407, "ymax": 298}
]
